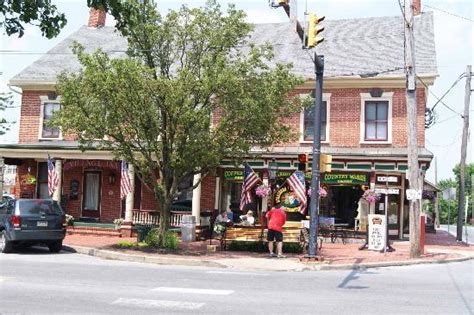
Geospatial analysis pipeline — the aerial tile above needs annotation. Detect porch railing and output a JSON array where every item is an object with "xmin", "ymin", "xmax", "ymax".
[{"xmin": 132, "ymin": 209, "xmax": 212, "ymax": 227}]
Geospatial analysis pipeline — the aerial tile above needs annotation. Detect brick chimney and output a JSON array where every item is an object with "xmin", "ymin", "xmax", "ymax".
[
  {"xmin": 413, "ymin": 0, "xmax": 421, "ymax": 16},
  {"xmin": 88, "ymin": 7, "xmax": 106, "ymax": 28}
]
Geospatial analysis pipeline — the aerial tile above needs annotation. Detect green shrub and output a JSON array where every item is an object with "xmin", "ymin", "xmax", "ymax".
[
  {"xmin": 116, "ymin": 240, "xmax": 136, "ymax": 248},
  {"xmin": 144, "ymin": 228, "xmax": 160, "ymax": 247},
  {"xmin": 163, "ymin": 231, "xmax": 179, "ymax": 250}
]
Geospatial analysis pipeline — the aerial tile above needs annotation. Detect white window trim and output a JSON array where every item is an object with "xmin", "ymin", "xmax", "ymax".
[
  {"xmin": 39, "ymin": 95, "xmax": 62, "ymax": 140},
  {"xmin": 360, "ymin": 92, "xmax": 393, "ymax": 144},
  {"xmin": 300, "ymin": 93, "xmax": 331, "ymax": 144}
]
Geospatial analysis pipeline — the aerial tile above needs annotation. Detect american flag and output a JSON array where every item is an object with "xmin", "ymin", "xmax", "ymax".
[
  {"xmin": 120, "ymin": 161, "xmax": 132, "ymax": 199},
  {"xmin": 239, "ymin": 164, "xmax": 261, "ymax": 211},
  {"xmin": 47, "ymin": 155, "xmax": 59, "ymax": 197},
  {"xmin": 286, "ymin": 171, "xmax": 307, "ymax": 214}
]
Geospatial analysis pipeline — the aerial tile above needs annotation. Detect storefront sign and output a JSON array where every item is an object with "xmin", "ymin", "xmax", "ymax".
[
  {"xmin": 274, "ymin": 186, "xmax": 302, "ymax": 213},
  {"xmin": 224, "ymin": 170, "xmax": 244, "ymax": 180},
  {"xmin": 368, "ymin": 214, "xmax": 387, "ymax": 251},
  {"xmin": 374, "ymin": 188, "xmax": 400, "ymax": 195},
  {"xmin": 63, "ymin": 160, "xmax": 120, "ymax": 171},
  {"xmin": 376, "ymin": 175, "xmax": 400, "ymax": 185},
  {"xmin": 322, "ymin": 173, "xmax": 368, "ymax": 185},
  {"xmin": 277, "ymin": 171, "xmax": 311, "ymax": 180}
]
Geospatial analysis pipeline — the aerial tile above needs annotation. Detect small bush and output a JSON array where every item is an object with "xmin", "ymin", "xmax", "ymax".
[
  {"xmin": 144, "ymin": 228, "xmax": 160, "ymax": 247},
  {"xmin": 163, "ymin": 231, "xmax": 179, "ymax": 250},
  {"xmin": 116, "ymin": 240, "xmax": 136, "ymax": 248}
]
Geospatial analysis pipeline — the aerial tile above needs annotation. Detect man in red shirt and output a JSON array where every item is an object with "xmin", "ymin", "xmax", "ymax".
[{"xmin": 266, "ymin": 202, "xmax": 287, "ymax": 258}]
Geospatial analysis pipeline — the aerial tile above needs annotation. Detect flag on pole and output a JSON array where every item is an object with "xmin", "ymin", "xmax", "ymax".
[
  {"xmin": 47, "ymin": 155, "xmax": 59, "ymax": 197},
  {"xmin": 286, "ymin": 170, "xmax": 307, "ymax": 214},
  {"xmin": 239, "ymin": 164, "xmax": 261, "ymax": 211},
  {"xmin": 120, "ymin": 161, "xmax": 132, "ymax": 199}
]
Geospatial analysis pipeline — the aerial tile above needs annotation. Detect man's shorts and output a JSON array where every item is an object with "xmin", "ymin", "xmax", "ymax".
[{"xmin": 267, "ymin": 229, "xmax": 283, "ymax": 242}]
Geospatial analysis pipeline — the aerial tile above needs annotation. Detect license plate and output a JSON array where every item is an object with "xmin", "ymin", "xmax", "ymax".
[{"xmin": 37, "ymin": 221, "xmax": 48, "ymax": 227}]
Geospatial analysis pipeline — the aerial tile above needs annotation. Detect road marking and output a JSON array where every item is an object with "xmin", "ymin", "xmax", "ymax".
[
  {"xmin": 152, "ymin": 287, "xmax": 234, "ymax": 295},
  {"xmin": 112, "ymin": 298, "xmax": 204, "ymax": 310},
  {"xmin": 207, "ymin": 271, "xmax": 269, "ymax": 276}
]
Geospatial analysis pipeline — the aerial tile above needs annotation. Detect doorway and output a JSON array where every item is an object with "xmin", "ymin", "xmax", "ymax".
[{"xmin": 82, "ymin": 171, "xmax": 101, "ymax": 218}]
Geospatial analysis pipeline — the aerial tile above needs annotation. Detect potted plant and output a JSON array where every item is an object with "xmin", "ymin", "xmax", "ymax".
[
  {"xmin": 65, "ymin": 214, "xmax": 74, "ymax": 227},
  {"xmin": 255, "ymin": 184, "xmax": 271, "ymax": 198},
  {"xmin": 362, "ymin": 189, "xmax": 381, "ymax": 204},
  {"xmin": 113, "ymin": 218, "xmax": 124, "ymax": 230}
]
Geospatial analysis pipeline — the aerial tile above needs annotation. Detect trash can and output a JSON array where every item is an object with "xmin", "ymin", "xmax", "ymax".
[
  {"xmin": 137, "ymin": 225, "xmax": 153, "ymax": 243},
  {"xmin": 180, "ymin": 215, "xmax": 196, "ymax": 242}
]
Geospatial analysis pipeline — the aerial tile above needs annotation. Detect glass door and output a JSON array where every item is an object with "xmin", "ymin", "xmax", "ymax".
[{"xmin": 82, "ymin": 171, "xmax": 101, "ymax": 218}]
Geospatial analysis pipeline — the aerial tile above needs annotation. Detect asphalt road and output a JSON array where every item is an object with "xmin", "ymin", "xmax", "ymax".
[
  {"xmin": 0, "ymin": 247, "xmax": 473, "ymax": 314},
  {"xmin": 440, "ymin": 225, "xmax": 474, "ymax": 245}
]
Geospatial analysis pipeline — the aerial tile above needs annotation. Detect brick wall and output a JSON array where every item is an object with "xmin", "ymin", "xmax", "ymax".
[
  {"xmin": 141, "ymin": 184, "xmax": 158, "ymax": 211},
  {"xmin": 200, "ymin": 175, "xmax": 216, "ymax": 210},
  {"xmin": 99, "ymin": 169, "xmax": 121, "ymax": 222},
  {"xmin": 19, "ymin": 90, "xmax": 76, "ymax": 143},
  {"xmin": 276, "ymin": 87, "xmax": 426, "ymax": 148},
  {"xmin": 14, "ymin": 160, "xmax": 37, "ymax": 199}
]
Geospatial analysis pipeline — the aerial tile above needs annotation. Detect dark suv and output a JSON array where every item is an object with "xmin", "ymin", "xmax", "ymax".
[{"xmin": 0, "ymin": 199, "xmax": 66, "ymax": 253}]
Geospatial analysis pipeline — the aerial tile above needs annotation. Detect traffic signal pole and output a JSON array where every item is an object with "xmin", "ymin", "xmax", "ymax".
[{"xmin": 307, "ymin": 54, "xmax": 324, "ymax": 258}]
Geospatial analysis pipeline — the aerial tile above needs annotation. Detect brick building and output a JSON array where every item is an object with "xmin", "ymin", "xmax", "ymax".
[{"xmin": 0, "ymin": 7, "xmax": 437, "ymax": 239}]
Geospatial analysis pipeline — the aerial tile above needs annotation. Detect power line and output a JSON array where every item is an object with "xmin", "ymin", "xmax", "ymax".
[
  {"xmin": 429, "ymin": 73, "xmax": 465, "ymax": 111},
  {"xmin": 423, "ymin": 4, "xmax": 474, "ymax": 23},
  {"xmin": 417, "ymin": 75, "xmax": 464, "ymax": 117}
]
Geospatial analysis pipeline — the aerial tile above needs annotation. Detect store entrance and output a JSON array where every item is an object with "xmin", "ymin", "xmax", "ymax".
[{"xmin": 327, "ymin": 185, "xmax": 363, "ymax": 228}]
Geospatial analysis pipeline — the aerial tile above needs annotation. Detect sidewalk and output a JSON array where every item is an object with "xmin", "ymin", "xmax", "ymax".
[{"xmin": 63, "ymin": 229, "xmax": 474, "ymax": 271}]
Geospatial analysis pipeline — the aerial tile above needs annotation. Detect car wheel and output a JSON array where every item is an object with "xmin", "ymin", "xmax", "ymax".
[
  {"xmin": 48, "ymin": 240, "xmax": 63, "ymax": 253},
  {"xmin": 0, "ymin": 231, "xmax": 13, "ymax": 253}
]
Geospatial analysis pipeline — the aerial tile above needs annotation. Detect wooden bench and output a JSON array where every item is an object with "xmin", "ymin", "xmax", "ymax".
[{"xmin": 221, "ymin": 225, "xmax": 314, "ymax": 252}]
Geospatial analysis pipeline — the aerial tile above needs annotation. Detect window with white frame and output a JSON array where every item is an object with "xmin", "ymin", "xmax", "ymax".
[
  {"xmin": 303, "ymin": 101, "xmax": 327, "ymax": 141},
  {"xmin": 364, "ymin": 101, "xmax": 388, "ymax": 141},
  {"xmin": 41, "ymin": 102, "xmax": 61, "ymax": 139},
  {"xmin": 360, "ymin": 92, "xmax": 392, "ymax": 143}
]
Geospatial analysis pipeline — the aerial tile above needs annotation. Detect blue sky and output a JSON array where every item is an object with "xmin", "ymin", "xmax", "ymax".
[{"xmin": 0, "ymin": 0, "xmax": 472, "ymax": 182}]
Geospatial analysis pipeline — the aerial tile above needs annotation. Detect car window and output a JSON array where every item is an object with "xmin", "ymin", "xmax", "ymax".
[{"xmin": 19, "ymin": 200, "xmax": 63, "ymax": 215}]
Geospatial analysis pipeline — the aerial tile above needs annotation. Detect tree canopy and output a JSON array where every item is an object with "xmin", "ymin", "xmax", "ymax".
[
  {"xmin": 0, "ymin": 93, "xmax": 14, "ymax": 136},
  {"xmin": 1, "ymin": 0, "xmax": 66, "ymax": 38},
  {"xmin": 52, "ymin": 1, "xmax": 305, "ymax": 245}
]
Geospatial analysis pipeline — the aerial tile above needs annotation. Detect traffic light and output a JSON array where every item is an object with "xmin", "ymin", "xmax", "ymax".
[
  {"xmin": 298, "ymin": 154, "xmax": 308, "ymax": 171},
  {"xmin": 307, "ymin": 13, "xmax": 325, "ymax": 48},
  {"xmin": 320, "ymin": 154, "xmax": 332, "ymax": 172}
]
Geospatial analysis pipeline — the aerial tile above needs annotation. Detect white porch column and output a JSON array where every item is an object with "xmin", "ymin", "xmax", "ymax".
[
  {"xmin": 214, "ymin": 177, "xmax": 220, "ymax": 210},
  {"xmin": 192, "ymin": 173, "xmax": 201, "ymax": 224},
  {"xmin": 125, "ymin": 164, "xmax": 135, "ymax": 222},
  {"xmin": 52, "ymin": 159, "xmax": 62, "ymax": 202},
  {"xmin": 262, "ymin": 178, "xmax": 269, "ymax": 212}
]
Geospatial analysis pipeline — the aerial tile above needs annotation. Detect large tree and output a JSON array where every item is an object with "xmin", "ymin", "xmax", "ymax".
[
  {"xmin": 52, "ymin": 1, "xmax": 305, "ymax": 245},
  {"xmin": 1, "ymin": 0, "xmax": 66, "ymax": 38}
]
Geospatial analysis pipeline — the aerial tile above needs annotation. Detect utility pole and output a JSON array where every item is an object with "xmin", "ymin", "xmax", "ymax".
[
  {"xmin": 434, "ymin": 157, "xmax": 440, "ymax": 228},
  {"xmin": 404, "ymin": 0, "xmax": 422, "ymax": 258},
  {"xmin": 457, "ymin": 65, "xmax": 471, "ymax": 242}
]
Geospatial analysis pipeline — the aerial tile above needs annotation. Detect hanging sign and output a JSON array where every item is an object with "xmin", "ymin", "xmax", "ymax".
[
  {"xmin": 274, "ymin": 186, "xmax": 302, "ymax": 213},
  {"xmin": 375, "ymin": 188, "xmax": 400, "ymax": 195},
  {"xmin": 322, "ymin": 173, "xmax": 368, "ymax": 185},
  {"xmin": 376, "ymin": 175, "xmax": 400, "ymax": 185},
  {"xmin": 406, "ymin": 189, "xmax": 422, "ymax": 200},
  {"xmin": 368, "ymin": 214, "xmax": 387, "ymax": 251}
]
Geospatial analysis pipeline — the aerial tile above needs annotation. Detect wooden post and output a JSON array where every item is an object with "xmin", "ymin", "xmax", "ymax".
[
  {"xmin": 434, "ymin": 157, "xmax": 440, "ymax": 228},
  {"xmin": 405, "ymin": 0, "xmax": 422, "ymax": 258},
  {"xmin": 456, "ymin": 65, "xmax": 471, "ymax": 241}
]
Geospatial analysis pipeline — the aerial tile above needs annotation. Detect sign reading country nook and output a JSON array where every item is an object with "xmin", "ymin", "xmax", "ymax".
[{"xmin": 322, "ymin": 173, "xmax": 368, "ymax": 185}]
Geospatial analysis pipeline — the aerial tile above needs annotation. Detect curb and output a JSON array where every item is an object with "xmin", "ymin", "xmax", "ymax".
[
  {"xmin": 63, "ymin": 245, "xmax": 227, "ymax": 269},
  {"xmin": 63, "ymin": 244, "xmax": 474, "ymax": 272}
]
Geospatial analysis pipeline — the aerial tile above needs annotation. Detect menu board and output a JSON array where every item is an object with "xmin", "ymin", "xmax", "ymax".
[{"xmin": 368, "ymin": 214, "xmax": 387, "ymax": 251}]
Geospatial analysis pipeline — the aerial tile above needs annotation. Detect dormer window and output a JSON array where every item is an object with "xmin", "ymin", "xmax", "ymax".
[{"xmin": 39, "ymin": 96, "xmax": 61, "ymax": 140}]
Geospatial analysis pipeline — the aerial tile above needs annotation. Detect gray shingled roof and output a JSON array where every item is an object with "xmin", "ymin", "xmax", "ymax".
[{"xmin": 10, "ymin": 12, "xmax": 437, "ymax": 85}]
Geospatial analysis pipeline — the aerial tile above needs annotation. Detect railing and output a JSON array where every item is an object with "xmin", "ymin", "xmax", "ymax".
[
  {"xmin": 132, "ymin": 209, "xmax": 191, "ymax": 227},
  {"xmin": 132, "ymin": 209, "xmax": 213, "ymax": 227}
]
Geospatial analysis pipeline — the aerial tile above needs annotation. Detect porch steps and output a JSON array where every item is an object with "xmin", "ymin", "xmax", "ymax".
[{"xmin": 66, "ymin": 226, "xmax": 122, "ymax": 237}]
